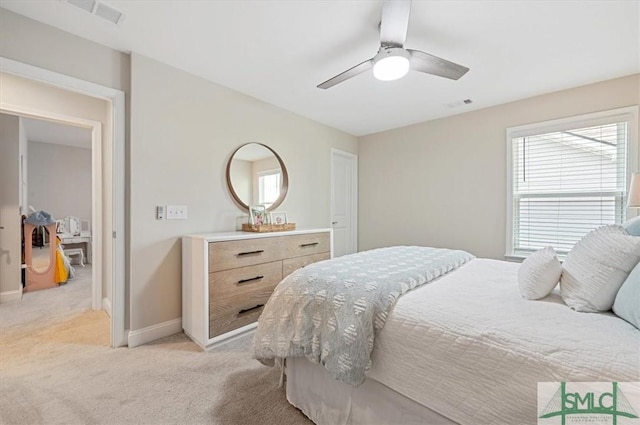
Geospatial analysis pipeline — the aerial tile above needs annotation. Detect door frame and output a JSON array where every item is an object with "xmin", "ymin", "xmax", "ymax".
[
  {"xmin": 330, "ymin": 148, "xmax": 358, "ymax": 255},
  {"xmin": 1, "ymin": 57, "xmax": 127, "ymax": 348},
  {"xmin": 1, "ymin": 109, "xmax": 102, "ymax": 311}
]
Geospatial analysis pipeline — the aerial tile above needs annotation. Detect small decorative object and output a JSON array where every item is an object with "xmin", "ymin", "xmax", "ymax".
[
  {"xmin": 249, "ymin": 205, "xmax": 268, "ymax": 225},
  {"xmin": 236, "ymin": 215, "xmax": 249, "ymax": 231},
  {"xmin": 270, "ymin": 211, "xmax": 288, "ymax": 225},
  {"xmin": 242, "ymin": 222, "xmax": 296, "ymax": 233}
]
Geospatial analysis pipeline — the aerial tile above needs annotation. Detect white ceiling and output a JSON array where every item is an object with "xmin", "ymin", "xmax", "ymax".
[
  {"xmin": 22, "ymin": 117, "xmax": 92, "ymax": 149},
  {"xmin": 3, "ymin": 1, "xmax": 639, "ymax": 136}
]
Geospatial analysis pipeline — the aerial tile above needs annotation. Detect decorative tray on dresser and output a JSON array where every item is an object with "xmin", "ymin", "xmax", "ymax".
[{"xmin": 182, "ymin": 228, "xmax": 332, "ymax": 350}]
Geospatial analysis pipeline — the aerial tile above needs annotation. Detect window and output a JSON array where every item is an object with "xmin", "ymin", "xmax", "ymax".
[
  {"xmin": 507, "ymin": 108, "xmax": 638, "ymax": 258},
  {"xmin": 258, "ymin": 169, "xmax": 281, "ymax": 208}
]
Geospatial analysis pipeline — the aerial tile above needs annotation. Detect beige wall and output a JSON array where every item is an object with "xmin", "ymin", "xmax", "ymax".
[
  {"xmin": 358, "ymin": 74, "xmax": 640, "ymax": 260},
  {"xmin": 0, "ymin": 113, "xmax": 21, "ymax": 297},
  {"xmin": 0, "ymin": 9, "xmax": 129, "ymax": 93},
  {"xmin": 28, "ymin": 141, "xmax": 92, "ymax": 222},
  {"xmin": 130, "ymin": 53, "xmax": 357, "ymax": 330}
]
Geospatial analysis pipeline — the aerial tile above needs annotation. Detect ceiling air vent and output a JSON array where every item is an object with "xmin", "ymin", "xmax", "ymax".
[
  {"xmin": 445, "ymin": 99, "xmax": 473, "ymax": 108},
  {"xmin": 95, "ymin": 2, "xmax": 124, "ymax": 25},
  {"xmin": 67, "ymin": 0, "xmax": 96, "ymax": 13},
  {"xmin": 67, "ymin": 0, "xmax": 125, "ymax": 25}
]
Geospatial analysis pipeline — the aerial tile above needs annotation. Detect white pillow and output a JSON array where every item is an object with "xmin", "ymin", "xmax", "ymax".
[
  {"xmin": 560, "ymin": 225, "xmax": 640, "ymax": 312},
  {"xmin": 518, "ymin": 247, "xmax": 562, "ymax": 300}
]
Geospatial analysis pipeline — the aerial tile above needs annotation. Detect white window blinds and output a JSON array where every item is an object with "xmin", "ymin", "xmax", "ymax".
[{"xmin": 510, "ymin": 118, "xmax": 630, "ymax": 256}]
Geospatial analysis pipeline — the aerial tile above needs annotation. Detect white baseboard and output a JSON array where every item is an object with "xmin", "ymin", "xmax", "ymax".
[
  {"xmin": 0, "ymin": 289, "xmax": 22, "ymax": 303},
  {"xmin": 205, "ymin": 322, "xmax": 256, "ymax": 351},
  {"xmin": 127, "ymin": 318, "xmax": 182, "ymax": 348},
  {"xmin": 102, "ymin": 297, "xmax": 112, "ymax": 317}
]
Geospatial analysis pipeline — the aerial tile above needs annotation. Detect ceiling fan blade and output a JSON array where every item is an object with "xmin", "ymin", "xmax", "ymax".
[
  {"xmin": 317, "ymin": 58, "xmax": 374, "ymax": 89},
  {"xmin": 380, "ymin": 0, "xmax": 411, "ymax": 47},
  {"xmin": 408, "ymin": 49, "xmax": 469, "ymax": 80}
]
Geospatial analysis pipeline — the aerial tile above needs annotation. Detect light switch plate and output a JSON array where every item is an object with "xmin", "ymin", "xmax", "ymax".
[{"xmin": 166, "ymin": 205, "xmax": 187, "ymax": 220}]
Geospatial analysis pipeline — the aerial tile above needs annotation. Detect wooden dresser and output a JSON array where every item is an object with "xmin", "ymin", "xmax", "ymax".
[{"xmin": 182, "ymin": 228, "xmax": 332, "ymax": 350}]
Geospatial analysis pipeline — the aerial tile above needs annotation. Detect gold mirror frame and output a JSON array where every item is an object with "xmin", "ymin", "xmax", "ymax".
[{"xmin": 226, "ymin": 143, "xmax": 289, "ymax": 212}]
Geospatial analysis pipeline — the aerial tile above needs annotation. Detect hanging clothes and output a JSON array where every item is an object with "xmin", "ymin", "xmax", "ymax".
[{"xmin": 54, "ymin": 237, "xmax": 69, "ymax": 284}]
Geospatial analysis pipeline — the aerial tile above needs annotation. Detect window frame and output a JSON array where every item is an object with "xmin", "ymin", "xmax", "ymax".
[
  {"xmin": 257, "ymin": 168, "xmax": 282, "ymax": 207},
  {"xmin": 505, "ymin": 106, "xmax": 639, "ymax": 260}
]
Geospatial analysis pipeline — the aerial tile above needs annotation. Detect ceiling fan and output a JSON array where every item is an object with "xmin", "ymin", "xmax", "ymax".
[{"xmin": 317, "ymin": 0, "xmax": 469, "ymax": 89}]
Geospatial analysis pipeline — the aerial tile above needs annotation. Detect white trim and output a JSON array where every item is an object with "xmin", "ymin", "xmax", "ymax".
[
  {"xmin": 128, "ymin": 318, "xmax": 182, "ymax": 348},
  {"xmin": 0, "ymin": 104, "xmax": 100, "ymax": 134},
  {"xmin": 1, "ymin": 57, "xmax": 124, "ymax": 101},
  {"xmin": 102, "ymin": 297, "xmax": 112, "ymax": 318},
  {"xmin": 91, "ymin": 123, "xmax": 103, "ymax": 312},
  {"xmin": 188, "ymin": 228, "xmax": 334, "ymax": 242},
  {"xmin": 330, "ymin": 149, "xmax": 358, "ymax": 255},
  {"xmin": 626, "ymin": 106, "xmax": 640, "ymax": 218},
  {"xmin": 1, "ymin": 57, "xmax": 127, "ymax": 348},
  {"xmin": 111, "ymin": 83, "xmax": 127, "ymax": 347},
  {"xmin": 184, "ymin": 325, "xmax": 257, "ymax": 351},
  {"xmin": 508, "ymin": 106, "xmax": 639, "ymax": 139},
  {"xmin": 204, "ymin": 322, "xmax": 257, "ymax": 351},
  {"xmin": 505, "ymin": 132, "xmax": 515, "ymax": 258},
  {"xmin": 505, "ymin": 105, "xmax": 639, "ymax": 258},
  {"xmin": 0, "ymin": 289, "xmax": 22, "ymax": 303}
]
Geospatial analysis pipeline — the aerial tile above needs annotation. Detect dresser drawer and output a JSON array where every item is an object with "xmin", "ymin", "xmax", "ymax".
[
  {"xmin": 282, "ymin": 252, "xmax": 331, "ymax": 278},
  {"xmin": 209, "ymin": 261, "xmax": 282, "ymax": 300},
  {"xmin": 281, "ymin": 232, "xmax": 330, "ymax": 259},
  {"xmin": 209, "ymin": 294, "xmax": 271, "ymax": 338},
  {"xmin": 209, "ymin": 237, "xmax": 282, "ymax": 272},
  {"xmin": 210, "ymin": 307, "xmax": 264, "ymax": 338}
]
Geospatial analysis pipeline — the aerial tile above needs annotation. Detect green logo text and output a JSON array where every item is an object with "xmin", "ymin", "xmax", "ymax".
[{"xmin": 540, "ymin": 382, "xmax": 638, "ymax": 425}]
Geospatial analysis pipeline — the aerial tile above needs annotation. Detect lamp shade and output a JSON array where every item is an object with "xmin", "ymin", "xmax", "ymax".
[
  {"xmin": 628, "ymin": 172, "xmax": 640, "ymax": 207},
  {"xmin": 372, "ymin": 47, "xmax": 411, "ymax": 82},
  {"xmin": 373, "ymin": 56, "xmax": 410, "ymax": 81}
]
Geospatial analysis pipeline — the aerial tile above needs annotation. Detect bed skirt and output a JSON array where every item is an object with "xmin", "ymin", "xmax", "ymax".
[{"xmin": 285, "ymin": 357, "xmax": 457, "ymax": 425}]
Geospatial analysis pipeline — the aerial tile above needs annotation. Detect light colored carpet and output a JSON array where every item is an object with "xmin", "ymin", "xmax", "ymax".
[
  {"xmin": 0, "ymin": 268, "xmax": 313, "ymax": 425},
  {"xmin": 0, "ymin": 264, "xmax": 92, "ymax": 329}
]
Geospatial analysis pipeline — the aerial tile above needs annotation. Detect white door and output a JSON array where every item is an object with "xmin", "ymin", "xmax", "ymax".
[{"xmin": 331, "ymin": 149, "xmax": 357, "ymax": 257}]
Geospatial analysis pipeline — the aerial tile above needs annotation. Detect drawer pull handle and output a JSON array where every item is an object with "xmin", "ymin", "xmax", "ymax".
[
  {"xmin": 237, "ymin": 249, "xmax": 264, "ymax": 256},
  {"xmin": 237, "ymin": 276, "xmax": 264, "ymax": 284},
  {"xmin": 238, "ymin": 304, "xmax": 264, "ymax": 316},
  {"xmin": 300, "ymin": 242, "xmax": 319, "ymax": 248}
]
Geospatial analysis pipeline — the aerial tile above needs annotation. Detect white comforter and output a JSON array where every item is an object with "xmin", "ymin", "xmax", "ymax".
[{"xmin": 366, "ymin": 258, "xmax": 640, "ymax": 425}]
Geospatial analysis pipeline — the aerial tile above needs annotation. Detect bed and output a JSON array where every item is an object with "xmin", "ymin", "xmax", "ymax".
[{"xmin": 253, "ymin": 247, "xmax": 640, "ymax": 425}]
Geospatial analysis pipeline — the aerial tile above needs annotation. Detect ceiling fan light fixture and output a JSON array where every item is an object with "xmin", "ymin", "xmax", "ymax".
[
  {"xmin": 373, "ymin": 48, "xmax": 410, "ymax": 81},
  {"xmin": 316, "ymin": 0, "xmax": 469, "ymax": 89}
]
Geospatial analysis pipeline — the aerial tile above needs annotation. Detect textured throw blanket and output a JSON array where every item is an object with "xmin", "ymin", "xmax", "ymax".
[{"xmin": 252, "ymin": 246, "xmax": 474, "ymax": 386}]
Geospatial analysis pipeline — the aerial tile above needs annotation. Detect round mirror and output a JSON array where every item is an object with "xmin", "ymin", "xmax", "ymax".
[{"xmin": 226, "ymin": 143, "xmax": 289, "ymax": 211}]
